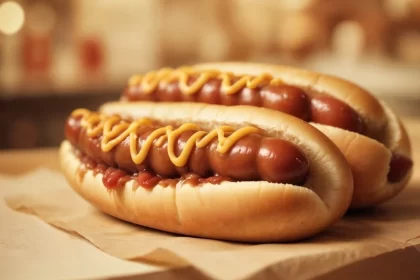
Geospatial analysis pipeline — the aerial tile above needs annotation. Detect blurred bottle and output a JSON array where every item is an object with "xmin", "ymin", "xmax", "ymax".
[
  {"xmin": 21, "ymin": 2, "xmax": 57, "ymax": 83},
  {"xmin": 73, "ymin": 0, "xmax": 161, "ymax": 85},
  {"xmin": 78, "ymin": 36, "xmax": 105, "ymax": 81}
]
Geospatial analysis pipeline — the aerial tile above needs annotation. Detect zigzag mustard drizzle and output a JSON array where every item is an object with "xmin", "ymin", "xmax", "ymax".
[
  {"xmin": 128, "ymin": 67, "xmax": 284, "ymax": 95},
  {"xmin": 72, "ymin": 109, "xmax": 260, "ymax": 167}
]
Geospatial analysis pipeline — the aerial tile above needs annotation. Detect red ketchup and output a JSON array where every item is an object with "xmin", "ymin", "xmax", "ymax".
[
  {"xmin": 102, "ymin": 168, "xmax": 129, "ymax": 189},
  {"xmin": 77, "ymin": 153, "xmax": 235, "ymax": 190},
  {"xmin": 136, "ymin": 171, "xmax": 162, "ymax": 189}
]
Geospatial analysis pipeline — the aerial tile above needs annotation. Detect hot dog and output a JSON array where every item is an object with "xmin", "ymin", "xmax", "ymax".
[
  {"xmin": 123, "ymin": 70, "xmax": 366, "ymax": 134},
  {"xmin": 65, "ymin": 109, "xmax": 309, "ymax": 185},
  {"xmin": 120, "ymin": 62, "xmax": 413, "ymax": 208},
  {"xmin": 59, "ymin": 104, "xmax": 353, "ymax": 242}
]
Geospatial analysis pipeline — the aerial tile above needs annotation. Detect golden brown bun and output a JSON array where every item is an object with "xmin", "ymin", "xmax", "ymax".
[
  {"xmin": 192, "ymin": 62, "xmax": 413, "ymax": 208},
  {"xmin": 60, "ymin": 103, "xmax": 353, "ymax": 242},
  {"xmin": 311, "ymin": 122, "xmax": 411, "ymax": 208}
]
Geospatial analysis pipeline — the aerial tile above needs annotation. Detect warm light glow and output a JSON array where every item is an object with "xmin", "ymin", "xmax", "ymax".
[
  {"xmin": 384, "ymin": 0, "xmax": 410, "ymax": 20},
  {"xmin": 281, "ymin": 0, "xmax": 313, "ymax": 11},
  {"xmin": 331, "ymin": 21, "xmax": 365, "ymax": 58},
  {"xmin": 0, "ymin": 1, "xmax": 25, "ymax": 35}
]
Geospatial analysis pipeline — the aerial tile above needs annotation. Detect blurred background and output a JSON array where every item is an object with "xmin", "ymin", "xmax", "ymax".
[{"xmin": 0, "ymin": 0, "xmax": 420, "ymax": 150}]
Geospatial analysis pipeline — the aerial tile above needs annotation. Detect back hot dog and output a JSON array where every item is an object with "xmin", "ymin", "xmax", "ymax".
[
  {"xmin": 60, "ymin": 104, "xmax": 353, "ymax": 242},
  {"xmin": 120, "ymin": 62, "xmax": 413, "ymax": 208},
  {"xmin": 123, "ymin": 69, "xmax": 364, "ymax": 134}
]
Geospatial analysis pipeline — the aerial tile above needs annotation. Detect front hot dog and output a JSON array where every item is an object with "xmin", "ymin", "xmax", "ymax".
[
  {"xmin": 59, "ymin": 104, "xmax": 354, "ymax": 242},
  {"xmin": 65, "ymin": 109, "xmax": 309, "ymax": 185},
  {"xmin": 120, "ymin": 62, "xmax": 413, "ymax": 208}
]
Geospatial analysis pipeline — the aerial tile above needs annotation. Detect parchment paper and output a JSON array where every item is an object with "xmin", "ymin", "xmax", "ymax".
[{"xmin": 4, "ymin": 168, "xmax": 420, "ymax": 280}]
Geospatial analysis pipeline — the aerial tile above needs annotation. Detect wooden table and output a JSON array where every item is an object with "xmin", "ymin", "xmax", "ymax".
[{"xmin": 1, "ymin": 117, "xmax": 420, "ymax": 280}]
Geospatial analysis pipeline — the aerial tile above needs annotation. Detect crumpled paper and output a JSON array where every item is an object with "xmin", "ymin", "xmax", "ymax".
[{"xmin": 4, "ymin": 168, "xmax": 420, "ymax": 280}]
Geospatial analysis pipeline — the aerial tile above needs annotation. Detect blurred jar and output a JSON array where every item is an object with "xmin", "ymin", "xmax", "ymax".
[
  {"xmin": 230, "ymin": 0, "xmax": 277, "ymax": 57},
  {"xmin": 275, "ymin": 11, "xmax": 329, "ymax": 59}
]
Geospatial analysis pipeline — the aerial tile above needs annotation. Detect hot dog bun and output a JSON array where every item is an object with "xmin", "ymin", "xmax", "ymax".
[
  {"xmin": 192, "ymin": 62, "xmax": 413, "ymax": 208},
  {"xmin": 60, "ymin": 103, "xmax": 353, "ymax": 242}
]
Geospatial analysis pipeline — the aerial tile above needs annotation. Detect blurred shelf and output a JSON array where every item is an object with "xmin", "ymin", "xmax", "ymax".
[
  {"xmin": 0, "ymin": 92, "xmax": 120, "ymax": 150},
  {"xmin": 0, "ymin": 79, "xmax": 126, "ymax": 100}
]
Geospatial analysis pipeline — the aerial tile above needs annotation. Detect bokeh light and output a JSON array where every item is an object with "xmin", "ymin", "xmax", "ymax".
[{"xmin": 0, "ymin": 1, "xmax": 25, "ymax": 35}]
